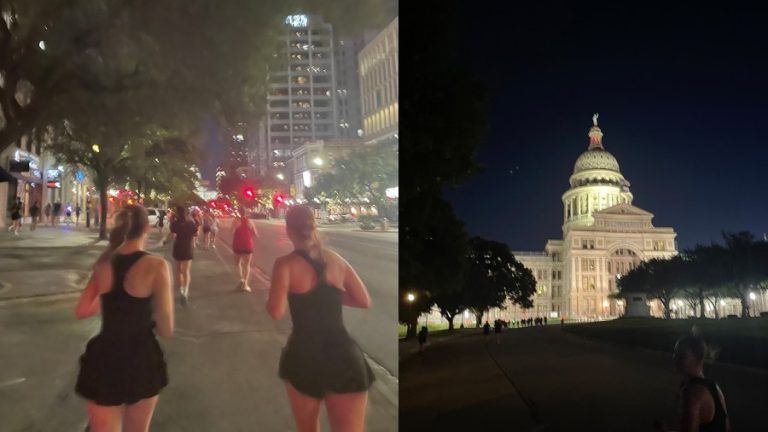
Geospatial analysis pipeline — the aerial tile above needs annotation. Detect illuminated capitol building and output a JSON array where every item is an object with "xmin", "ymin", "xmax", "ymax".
[{"xmin": 507, "ymin": 114, "xmax": 678, "ymax": 320}]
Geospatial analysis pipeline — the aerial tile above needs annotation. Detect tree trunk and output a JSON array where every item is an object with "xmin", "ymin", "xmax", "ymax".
[
  {"xmin": 740, "ymin": 293, "xmax": 750, "ymax": 318},
  {"xmin": 406, "ymin": 315, "xmax": 418, "ymax": 339},
  {"xmin": 447, "ymin": 313, "xmax": 455, "ymax": 331},
  {"xmin": 474, "ymin": 312, "xmax": 482, "ymax": 328},
  {"xmin": 98, "ymin": 183, "xmax": 109, "ymax": 240},
  {"xmin": 698, "ymin": 287, "xmax": 705, "ymax": 319},
  {"xmin": 662, "ymin": 299, "xmax": 671, "ymax": 319}
]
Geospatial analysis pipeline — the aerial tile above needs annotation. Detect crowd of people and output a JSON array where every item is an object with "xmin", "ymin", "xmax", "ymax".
[
  {"xmin": 73, "ymin": 203, "xmax": 375, "ymax": 432},
  {"xmin": 6, "ymin": 197, "xmax": 82, "ymax": 235}
]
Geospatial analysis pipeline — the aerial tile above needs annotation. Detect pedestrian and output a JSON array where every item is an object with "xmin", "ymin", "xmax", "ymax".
[
  {"xmin": 8, "ymin": 197, "xmax": 22, "ymax": 235},
  {"xmin": 544, "ymin": 316, "xmax": 548, "ymax": 326},
  {"xmin": 168, "ymin": 206, "xmax": 197, "ymax": 306},
  {"xmin": 53, "ymin": 201, "xmax": 62, "ymax": 226},
  {"xmin": 206, "ymin": 211, "xmax": 218, "ymax": 249},
  {"xmin": 266, "ymin": 205, "xmax": 374, "ymax": 432},
  {"xmin": 232, "ymin": 213, "xmax": 259, "ymax": 292},
  {"xmin": 654, "ymin": 330, "xmax": 730, "ymax": 432},
  {"xmin": 418, "ymin": 326, "xmax": 428, "ymax": 352},
  {"xmin": 44, "ymin": 203, "xmax": 52, "ymax": 226},
  {"xmin": 75, "ymin": 204, "xmax": 81, "ymax": 226},
  {"xmin": 201, "ymin": 211, "xmax": 216, "ymax": 250},
  {"xmin": 30, "ymin": 201, "xmax": 40, "ymax": 231},
  {"xmin": 561, "ymin": 316, "xmax": 565, "ymax": 326},
  {"xmin": 74, "ymin": 205, "xmax": 173, "ymax": 432},
  {"xmin": 483, "ymin": 321, "xmax": 491, "ymax": 334},
  {"xmin": 494, "ymin": 319, "xmax": 502, "ymax": 344},
  {"xmin": 156, "ymin": 209, "xmax": 166, "ymax": 234},
  {"xmin": 192, "ymin": 210, "xmax": 203, "ymax": 249},
  {"xmin": 64, "ymin": 202, "xmax": 73, "ymax": 225}
]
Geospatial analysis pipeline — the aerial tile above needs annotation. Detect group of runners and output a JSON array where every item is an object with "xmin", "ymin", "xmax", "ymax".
[{"xmin": 74, "ymin": 203, "xmax": 374, "ymax": 432}]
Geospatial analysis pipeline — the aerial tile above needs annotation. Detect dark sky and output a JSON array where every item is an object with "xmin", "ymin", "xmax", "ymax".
[{"xmin": 445, "ymin": 6, "xmax": 768, "ymax": 251}]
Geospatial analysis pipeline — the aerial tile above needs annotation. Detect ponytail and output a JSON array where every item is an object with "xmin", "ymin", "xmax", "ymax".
[
  {"xmin": 307, "ymin": 228, "xmax": 324, "ymax": 263},
  {"xmin": 286, "ymin": 205, "xmax": 324, "ymax": 263},
  {"xmin": 97, "ymin": 210, "xmax": 129, "ymax": 263}
]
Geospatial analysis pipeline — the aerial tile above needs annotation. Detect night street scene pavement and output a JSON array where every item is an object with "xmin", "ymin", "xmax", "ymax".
[{"xmin": 0, "ymin": 221, "xmax": 397, "ymax": 432}]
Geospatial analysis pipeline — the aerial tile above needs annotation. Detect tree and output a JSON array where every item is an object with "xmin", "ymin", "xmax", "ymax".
[
  {"xmin": 307, "ymin": 142, "xmax": 398, "ymax": 219},
  {"xmin": 399, "ymin": 195, "xmax": 467, "ymax": 338},
  {"xmin": 618, "ymin": 258, "xmax": 682, "ymax": 319},
  {"xmin": 719, "ymin": 231, "xmax": 768, "ymax": 318},
  {"xmin": 463, "ymin": 237, "xmax": 536, "ymax": 327},
  {"xmin": 0, "ymin": 0, "xmax": 389, "ymax": 153}
]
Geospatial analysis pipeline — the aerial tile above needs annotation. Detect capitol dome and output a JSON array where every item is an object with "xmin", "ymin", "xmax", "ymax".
[{"xmin": 573, "ymin": 148, "xmax": 621, "ymax": 174}]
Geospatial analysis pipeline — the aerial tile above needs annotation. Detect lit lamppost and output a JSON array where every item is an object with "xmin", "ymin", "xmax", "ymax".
[
  {"xmin": 749, "ymin": 292, "xmax": 757, "ymax": 317},
  {"xmin": 406, "ymin": 293, "xmax": 416, "ymax": 337}
]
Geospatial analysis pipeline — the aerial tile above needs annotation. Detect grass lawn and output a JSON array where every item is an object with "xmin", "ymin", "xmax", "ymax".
[{"xmin": 564, "ymin": 317, "xmax": 768, "ymax": 370}]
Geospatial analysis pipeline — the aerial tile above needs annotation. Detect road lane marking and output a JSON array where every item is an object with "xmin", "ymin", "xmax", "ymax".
[{"xmin": 0, "ymin": 377, "xmax": 26, "ymax": 387}]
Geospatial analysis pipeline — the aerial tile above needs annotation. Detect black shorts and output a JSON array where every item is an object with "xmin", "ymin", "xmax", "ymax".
[
  {"xmin": 202, "ymin": 226, "xmax": 211, "ymax": 234},
  {"xmin": 11, "ymin": 212, "xmax": 21, "ymax": 220}
]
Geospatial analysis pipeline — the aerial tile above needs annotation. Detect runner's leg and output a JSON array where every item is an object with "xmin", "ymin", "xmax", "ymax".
[
  {"xmin": 285, "ymin": 382, "xmax": 322, "ymax": 432},
  {"xmin": 86, "ymin": 401, "xmax": 124, "ymax": 432},
  {"xmin": 123, "ymin": 395, "xmax": 159, "ymax": 432},
  {"xmin": 325, "ymin": 391, "xmax": 368, "ymax": 432}
]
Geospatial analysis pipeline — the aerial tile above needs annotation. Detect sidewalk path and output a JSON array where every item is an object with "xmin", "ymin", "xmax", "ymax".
[{"xmin": 0, "ymin": 224, "xmax": 104, "ymax": 248}]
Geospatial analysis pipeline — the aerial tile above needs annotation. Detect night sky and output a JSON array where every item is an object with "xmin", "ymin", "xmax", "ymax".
[{"xmin": 445, "ymin": 6, "xmax": 768, "ymax": 252}]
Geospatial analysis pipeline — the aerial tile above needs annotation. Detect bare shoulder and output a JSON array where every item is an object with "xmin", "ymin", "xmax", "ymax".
[
  {"xmin": 682, "ymin": 381, "xmax": 710, "ymax": 405},
  {"xmin": 323, "ymin": 249, "xmax": 348, "ymax": 267}
]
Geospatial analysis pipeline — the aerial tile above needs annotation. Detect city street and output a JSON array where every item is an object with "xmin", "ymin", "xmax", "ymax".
[
  {"xmin": 0, "ymin": 221, "xmax": 397, "ymax": 432},
  {"xmin": 401, "ymin": 326, "xmax": 768, "ymax": 431}
]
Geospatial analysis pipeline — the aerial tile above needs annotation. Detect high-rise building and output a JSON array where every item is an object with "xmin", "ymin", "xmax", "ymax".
[
  {"xmin": 334, "ymin": 35, "xmax": 366, "ymax": 139},
  {"xmin": 267, "ymin": 15, "xmax": 338, "ymax": 176},
  {"xmin": 226, "ymin": 128, "xmax": 249, "ymax": 173},
  {"xmin": 359, "ymin": 17, "xmax": 398, "ymax": 145}
]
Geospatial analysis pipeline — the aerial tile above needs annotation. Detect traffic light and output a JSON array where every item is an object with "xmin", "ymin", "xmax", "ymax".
[
  {"xmin": 272, "ymin": 192, "xmax": 285, "ymax": 207},
  {"xmin": 243, "ymin": 186, "xmax": 255, "ymax": 200},
  {"xmin": 208, "ymin": 200, "xmax": 217, "ymax": 209}
]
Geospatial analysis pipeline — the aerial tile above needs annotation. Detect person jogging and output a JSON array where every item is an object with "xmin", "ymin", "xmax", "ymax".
[
  {"xmin": 232, "ymin": 213, "xmax": 258, "ymax": 292},
  {"xmin": 29, "ymin": 201, "xmax": 40, "ymax": 231},
  {"xmin": 167, "ymin": 206, "xmax": 198, "ymax": 306},
  {"xmin": 8, "ymin": 197, "xmax": 22, "ymax": 235},
  {"xmin": 202, "ymin": 210, "xmax": 218, "ymax": 249},
  {"xmin": 418, "ymin": 326, "xmax": 428, "ymax": 353},
  {"xmin": 74, "ymin": 205, "xmax": 173, "ymax": 432},
  {"xmin": 267, "ymin": 205, "xmax": 374, "ymax": 432}
]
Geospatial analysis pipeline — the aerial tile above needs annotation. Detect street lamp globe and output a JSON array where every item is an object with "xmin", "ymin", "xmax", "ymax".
[
  {"xmin": 406, "ymin": 293, "xmax": 415, "ymax": 302},
  {"xmin": 749, "ymin": 292, "xmax": 756, "ymax": 300},
  {"xmin": 276, "ymin": 173, "xmax": 285, "ymax": 180},
  {"xmin": 313, "ymin": 157, "xmax": 323, "ymax": 166}
]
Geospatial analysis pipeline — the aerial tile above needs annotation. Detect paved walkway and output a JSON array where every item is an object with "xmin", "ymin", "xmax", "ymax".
[
  {"xmin": 401, "ymin": 325, "xmax": 768, "ymax": 431},
  {"xmin": 0, "ymin": 224, "xmax": 105, "ymax": 248}
]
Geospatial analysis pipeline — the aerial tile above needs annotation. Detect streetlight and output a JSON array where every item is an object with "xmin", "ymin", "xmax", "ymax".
[
  {"xmin": 406, "ymin": 293, "xmax": 416, "ymax": 336},
  {"xmin": 92, "ymin": 144, "xmax": 100, "ymax": 153},
  {"xmin": 276, "ymin": 173, "xmax": 285, "ymax": 180},
  {"xmin": 313, "ymin": 157, "xmax": 323, "ymax": 166}
]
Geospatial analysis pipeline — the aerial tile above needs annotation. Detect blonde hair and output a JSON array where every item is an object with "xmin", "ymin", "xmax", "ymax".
[
  {"xmin": 286, "ymin": 205, "xmax": 324, "ymax": 262},
  {"xmin": 97, "ymin": 210, "xmax": 130, "ymax": 263}
]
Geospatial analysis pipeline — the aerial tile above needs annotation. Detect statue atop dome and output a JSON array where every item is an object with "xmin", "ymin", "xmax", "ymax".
[{"xmin": 592, "ymin": 113, "xmax": 599, "ymax": 126}]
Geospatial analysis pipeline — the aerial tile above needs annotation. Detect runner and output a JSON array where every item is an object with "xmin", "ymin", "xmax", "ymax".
[
  {"xmin": 156, "ymin": 209, "xmax": 166, "ymax": 234},
  {"xmin": 29, "ymin": 201, "xmax": 40, "ymax": 231},
  {"xmin": 232, "ymin": 213, "xmax": 258, "ymax": 292},
  {"xmin": 267, "ymin": 205, "xmax": 374, "ymax": 432},
  {"xmin": 8, "ymin": 197, "xmax": 22, "ymax": 235},
  {"xmin": 74, "ymin": 205, "xmax": 173, "ymax": 432},
  {"xmin": 203, "ymin": 210, "xmax": 218, "ymax": 250},
  {"xmin": 168, "ymin": 206, "xmax": 197, "ymax": 306},
  {"xmin": 44, "ymin": 203, "xmax": 52, "ymax": 226}
]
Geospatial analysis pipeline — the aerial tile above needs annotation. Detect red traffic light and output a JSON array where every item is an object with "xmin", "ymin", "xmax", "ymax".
[
  {"xmin": 243, "ymin": 186, "xmax": 255, "ymax": 200},
  {"xmin": 273, "ymin": 192, "xmax": 285, "ymax": 206},
  {"xmin": 208, "ymin": 200, "xmax": 217, "ymax": 208}
]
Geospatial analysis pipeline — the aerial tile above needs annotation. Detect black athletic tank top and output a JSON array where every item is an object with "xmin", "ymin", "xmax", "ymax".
[
  {"xmin": 287, "ymin": 250, "xmax": 347, "ymax": 340},
  {"xmin": 100, "ymin": 251, "xmax": 154, "ymax": 337},
  {"xmin": 688, "ymin": 377, "xmax": 728, "ymax": 432}
]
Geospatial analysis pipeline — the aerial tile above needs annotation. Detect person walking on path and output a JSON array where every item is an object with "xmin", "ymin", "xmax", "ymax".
[
  {"xmin": 483, "ymin": 321, "xmax": 491, "ymax": 334},
  {"xmin": 44, "ymin": 203, "xmax": 52, "ymax": 226},
  {"xmin": 29, "ymin": 201, "xmax": 40, "ymax": 231},
  {"xmin": 418, "ymin": 326, "xmax": 428, "ymax": 353},
  {"xmin": 232, "ymin": 213, "xmax": 258, "ymax": 292},
  {"xmin": 494, "ymin": 319, "xmax": 502, "ymax": 344},
  {"xmin": 8, "ymin": 197, "xmax": 22, "ymax": 235},
  {"xmin": 74, "ymin": 205, "xmax": 173, "ymax": 432},
  {"xmin": 167, "ymin": 206, "xmax": 197, "ymax": 306},
  {"xmin": 156, "ymin": 209, "xmax": 166, "ymax": 234},
  {"xmin": 64, "ymin": 202, "xmax": 74, "ymax": 226},
  {"xmin": 75, "ymin": 204, "xmax": 81, "ymax": 226},
  {"xmin": 267, "ymin": 205, "xmax": 374, "ymax": 432}
]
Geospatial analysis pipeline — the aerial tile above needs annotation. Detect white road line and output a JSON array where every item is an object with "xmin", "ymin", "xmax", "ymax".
[{"xmin": 0, "ymin": 377, "xmax": 26, "ymax": 387}]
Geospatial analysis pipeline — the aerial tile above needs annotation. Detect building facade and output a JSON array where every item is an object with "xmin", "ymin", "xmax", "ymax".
[
  {"xmin": 504, "ymin": 117, "xmax": 678, "ymax": 320},
  {"xmin": 267, "ymin": 15, "xmax": 339, "ymax": 179},
  {"xmin": 359, "ymin": 17, "xmax": 398, "ymax": 145}
]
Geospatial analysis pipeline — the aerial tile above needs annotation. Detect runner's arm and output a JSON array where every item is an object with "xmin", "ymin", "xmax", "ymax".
[
  {"xmin": 340, "ymin": 256, "xmax": 371, "ymax": 308},
  {"xmin": 152, "ymin": 259, "xmax": 174, "ymax": 338},
  {"xmin": 75, "ymin": 261, "xmax": 111, "ymax": 319},
  {"xmin": 680, "ymin": 385, "xmax": 705, "ymax": 432},
  {"xmin": 266, "ymin": 257, "xmax": 290, "ymax": 320}
]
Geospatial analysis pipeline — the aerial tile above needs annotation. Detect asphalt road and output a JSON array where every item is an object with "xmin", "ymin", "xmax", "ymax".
[
  {"xmin": 0, "ymin": 225, "xmax": 398, "ymax": 431},
  {"xmin": 400, "ymin": 326, "xmax": 768, "ymax": 431}
]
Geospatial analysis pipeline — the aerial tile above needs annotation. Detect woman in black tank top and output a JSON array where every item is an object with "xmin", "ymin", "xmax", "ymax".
[
  {"xmin": 74, "ymin": 205, "xmax": 174, "ymax": 432},
  {"xmin": 656, "ymin": 333, "xmax": 730, "ymax": 432},
  {"xmin": 267, "ymin": 205, "xmax": 374, "ymax": 432}
]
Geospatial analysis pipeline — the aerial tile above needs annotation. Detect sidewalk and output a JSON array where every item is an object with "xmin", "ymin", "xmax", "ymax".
[
  {"xmin": 0, "ymin": 223, "xmax": 105, "ymax": 248},
  {"xmin": 400, "ymin": 327, "xmax": 476, "ymax": 363}
]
